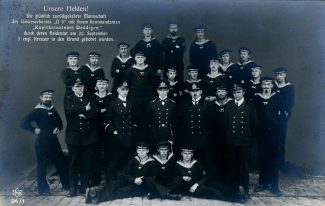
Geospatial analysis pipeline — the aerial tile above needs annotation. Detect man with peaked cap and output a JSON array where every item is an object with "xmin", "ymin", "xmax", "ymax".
[
  {"xmin": 64, "ymin": 79, "xmax": 99, "ymax": 197},
  {"xmin": 273, "ymin": 67, "xmax": 295, "ymax": 171},
  {"xmin": 170, "ymin": 146, "xmax": 236, "ymax": 201},
  {"xmin": 202, "ymin": 57, "xmax": 230, "ymax": 102},
  {"xmin": 189, "ymin": 25, "xmax": 218, "ymax": 79},
  {"xmin": 20, "ymin": 89, "xmax": 69, "ymax": 195},
  {"xmin": 111, "ymin": 42, "xmax": 135, "ymax": 96},
  {"xmin": 61, "ymin": 51, "xmax": 86, "ymax": 96},
  {"xmin": 252, "ymin": 77, "xmax": 282, "ymax": 196},
  {"xmin": 206, "ymin": 84, "xmax": 233, "ymax": 183},
  {"xmin": 81, "ymin": 52, "xmax": 105, "ymax": 95},
  {"xmin": 87, "ymin": 142, "xmax": 178, "ymax": 204},
  {"xmin": 91, "ymin": 77, "xmax": 115, "ymax": 185},
  {"xmin": 166, "ymin": 66, "xmax": 182, "ymax": 102},
  {"xmin": 102, "ymin": 80, "xmax": 137, "ymax": 181},
  {"xmin": 224, "ymin": 83, "xmax": 258, "ymax": 203},
  {"xmin": 231, "ymin": 47, "xmax": 258, "ymax": 87},
  {"xmin": 245, "ymin": 64, "xmax": 263, "ymax": 103},
  {"xmin": 131, "ymin": 23, "xmax": 163, "ymax": 77},
  {"xmin": 126, "ymin": 50, "xmax": 158, "ymax": 142},
  {"xmin": 162, "ymin": 22, "xmax": 186, "ymax": 82},
  {"xmin": 146, "ymin": 80, "xmax": 177, "ymax": 151},
  {"xmin": 182, "ymin": 65, "xmax": 203, "ymax": 103},
  {"xmin": 176, "ymin": 83, "xmax": 210, "ymax": 170}
]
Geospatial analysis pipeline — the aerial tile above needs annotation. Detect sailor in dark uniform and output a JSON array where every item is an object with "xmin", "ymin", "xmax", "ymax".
[
  {"xmin": 61, "ymin": 51, "xmax": 85, "ymax": 96},
  {"xmin": 162, "ymin": 22, "xmax": 186, "ymax": 82},
  {"xmin": 126, "ymin": 51, "xmax": 158, "ymax": 142},
  {"xmin": 232, "ymin": 47, "xmax": 258, "ymax": 87},
  {"xmin": 64, "ymin": 79, "xmax": 99, "ymax": 196},
  {"xmin": 170, "ymin": 146, "xmax": 235, "ymax": 201},
  {"xmin": 92, "ymin": 78, "xmax": 114, "ymax": 185},
  {"xmin": 206, "ymin": 84, "xmax": 233, "ymax": 182},
  {"xmin": 219, "ymin": 49, "xmax": 236, "ymax": 81},
  {"xmin": 87, "ymin": 142, "xmax": 178, "ymax": 204},
  {"xmin": 111, "ymin": 42, "xmax": 135, "ymax": 96},
  {"xmin": 166, "ymin": 66, "xmax": 182, "ymax": 103},
  {"xmin": 224, "ymin": 83, "xmax": 258, "ymax": 203},
  {"xmin": 202, "ymin": 57, "xmax": 229, "ymax": 102},
  {"xmin": 131, "ymin": 23, "xmax": 163, "ymax": 77},
  {"xmin": 252, "ymin": 77, "xmax": 282, "ymax": 196},
  {"xmin": 189, "ymin": 25, "xmax": 217, "ymax": 79},
  {"xmin": 177, "ymin": 83, "xmax": 210, "ymax": 169},
  {"xmin": 146, "ymin": 80, "xmax": 177, "ymax": 149},
  {"xmin": 20, "ymin": 90, "xmax": 69, "ymax": 195},
  {"xmin": 81, "ymin": 52, "xmax": 105, "ymax": 95},
  {"xmin": 273, "ymin": 67, "xmax": 295, "ymax": 170},
  {"xmin": 182, "ymin": 65, "xmax": 202, "ymax": 103},
  {"xmin": 245, "ymin": 65, "xmax": 262, "ymax": 103},
  {"xmin": 102, "ymin": 80, "xmax": 137, "ymax": 180}
]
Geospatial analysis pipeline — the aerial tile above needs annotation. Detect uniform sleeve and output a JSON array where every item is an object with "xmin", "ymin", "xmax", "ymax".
[
  {"xmin": 189, "ymin": 42, "xmax": 197, "ymax": 66},
  {"xmin": 110, "ymin": 58, "xmax": 118, "ymax": 78},
  {"xmin": 249, "ymin": 104, "xmax": 259, "ymax": 134},
  {"xmin": 53, "ymin": 109, "xmax": 63, "ymax": 130},
  {"xmin": 103, "ymin": 102, "xmax": 117, "ymax": 134},
  {"xmin": 145, "ymin": 102, "xmax": 153, "ymax": 128},
  {"xmin": 286, "ymin": 85, "xmax": 295, "ymax": 114},
  {"xmin": 64, "ymin": 96, "xmax": 86, "ymax": 116},
  {"xmin": 121, "ymin": 158, "xmax": 136, "ymax": 183},
  {"xmin": 20, "ymin": 110, "xmax": 37, "ymax": 133},
  {"xmin": 196, "ymin": 162, "xmax": 207, "ymax": 186}
]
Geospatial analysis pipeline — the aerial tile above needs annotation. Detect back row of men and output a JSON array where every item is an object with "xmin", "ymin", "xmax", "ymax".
[{"xmin": 20, "ymin": 22, "xmax": 294, "ymax": 204}]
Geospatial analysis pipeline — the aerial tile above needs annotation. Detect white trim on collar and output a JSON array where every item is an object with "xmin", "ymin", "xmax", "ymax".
[
  {"xmin": 85, "ymin": 64, "xmax": 102, "ymax": 72},
  {"xmin": 176, "ymin": 159, "xmax": 198, "ymax": 168},
  {"xmin": 135, "ymin": 156, "xmax": 155, "ymax": 165},
  {"xmin": 116, "ymin": 55, "xmax": 132, "ymax": 63},
  {"xmin": 255, "ymin": 92, "xmax": 277, "ymax": 99},
  {"xmin": 132, "ymin": 64, "xmax": 149, "ymax": 70},
  {"xmin": 195, "ymin": 39, "xmax": 210, "ymax": 45},
  {"xmin": 237, "ymin": 60, "xmax": 254, "ymax": 66},
  {"xmin": 215, "ymin": 98, "xmax": 233, "ymax": 106},
  {"xmin": 152, "ymin": 153, "xmax": 174, "ymax": 165},
  {"xmin": 274, "ymin": 80, "xmax": 292, "ymax": 88},
  {"xmin": 34, "ymin": 103, "xmax": 54, "ymax": 110}
]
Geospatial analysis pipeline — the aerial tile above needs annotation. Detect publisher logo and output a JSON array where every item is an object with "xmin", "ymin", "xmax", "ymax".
[{"xmin": 11, "ymin": 187, "xmax": 24, "ymax": 204}]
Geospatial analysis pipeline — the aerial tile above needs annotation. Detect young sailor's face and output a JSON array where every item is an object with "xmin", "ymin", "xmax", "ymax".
[
  {"xmin": 209, "ymin": 61, "xmax": 220, "ymax": 71},
  {"xmin": 137, "ymin": 148, "xmax": 149, "ymax": 158},
  {"xmin": 196, "ymin": 30, "xmax": 205, "ymax": 39},
  {"xmin": 167, "ymin": 71, "xmax": 176, "ymax": 80},
  {"xmin": 189, "ymin": 71, "xmax": 198, "ymax": 80},
  {"xmin": 190, "ymin": 90, "xmax": 202, "ymax": 99},
  {"xmin": 96, "ymin": 81, "xmax": 108, "ymax": 92},
  {"xmin": 158, "ymin": 148, "xmax": 169, "ymax": 157},
  {"xmin": 135, "ymin": 56, "xmax": 146, "ymax": 64},
  {"xmin": 143, "ymin": 28, "xmax": 152, "ymax": 37},
  {"xmin": 67, "ymin": 56, "xmax": 78, "ymax": 67},
  {"xmin": 89, "ymin": 56, "xmax": 99, "ymax": 66},
  {"xmin": 222, "ymin": 54, "xmax": 230, "ymax": 64},
  {"xmin": 73, "ymin": 85, "xmax": 84, "ymax": 96},
  {"xmin": 240, "ymin": 51, "xmax": 250, "ymax": 62},
  {"xmin": 251, "ymin": 68, "xmax": 261, "ymax": 78},
  {"xmin": 181, "ymin": 151, "xmax": 193, "ymax": 161},
  {"xmin": 117, "ymin": 87, "xmax": 129, "ymax": 98},
  {"xmin": 119, "ymin": 47, "xmax": 128, "ymax": 56},
  {"xmin": 276, "ymin": 73, "xmax": 286, "ymax": 82}
]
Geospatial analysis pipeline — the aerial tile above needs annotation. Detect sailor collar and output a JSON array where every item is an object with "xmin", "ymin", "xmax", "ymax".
[
  {"xmin": 176, "ymin": 159, "xmax": 198, "ymax": 168},
  {"xmin": 132, "ymin": 64, "xmax": 149, "ymax": 70},
  {"xmin": 116, "ymin": 55, "xmax": 132, "ymax": 63},
  {"xmin": 85, "ymin": 64, "xmax": 102, "ymax": 72},
  {"xmin": 34, "ymin": 103, "xmax": 54, "ymax": 110},
  {"xmin": 207, "ymin": 73, "xmax": 224, "ymax": 79},
  {"xmin": 152, "ymin": 153, "xmax": 174, "ymax": 165},
  {"xmin": 95, "ymin": 92, "xmax": 112, "ymax": 98},
  {"xmin": 135, "ymin": 156, "xmax": 155, "ymax": 165},
  {"xmin": 195, "ymin": 39, "xmax": 210, "ymax": 45},
  {"xmin": 66, "ymin": 66, "xmax": 80, "ymax": 71},
  {"xmin": 274, "ymin": 80, "xmax": 292, "ymax": 88},
  {"xmin": 215, "ymin": 98, "xmax": 233, "ymax": 106},
  {"xmin": 166, "ymin": 34, "xmax": 180, "ymax": 39},
  {"xmin": 219, "ymin": 63, "xmax": 234, "ymax": 71},
  {"xmin": 250, "ymin": 79, "xmax": 261, "ymax": 85},
  {"xmin": 255, "ymin": 92, "xmax": 277, "ymax": 99},
  {"xmin": 237, "ymin": 60, "xmax": 254, "ymax": 66},
  {"xmin": 186, "ymin": 79, "xmax": 201, "ymax": 83},
  {"xmin": 169, "ymin": 80, "xmax": 178, "ymax": 86},
  {"xmin": 142, "ymin": 37, "xmax": 156, "ymax": 42}
]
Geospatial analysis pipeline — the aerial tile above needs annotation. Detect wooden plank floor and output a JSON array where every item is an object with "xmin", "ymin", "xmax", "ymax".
[{"xmin": 1, "ymin": 169, "xmax": 325, "ymax": 206}]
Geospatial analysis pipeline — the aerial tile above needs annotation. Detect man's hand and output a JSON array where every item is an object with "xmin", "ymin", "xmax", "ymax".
[
  {"xmin": 113, "ymin": 131, "xmax": 118, "ymax": 135},
  {"xmin": 116, "ymin": 69, "xmax": 120, "ymax": 73},
  {"xmin": 53, "ymin": 127, "xmax": 60, "ymax": 134},
  {"xmin": 85, "ymin": 102, "xmax": 91, "ymax": 111},
  {"xmin": 182, "ymin": 176, "xmax": 192, "ymax": 182},
  {"xmin": 101, "ymin": 108, "xmax": 106, "ymax": 113},
  {"xmin": 34, "ymin": 128, "xmax": 41, "ymax": 135},
  {"xmin": 134, "ymin": 176, "xmax": 143, "ymax": 185},
  {"xmin": 189, "ymin": 183, "xmax": 199, "ymax": 193},
  {"xmin": 156, "ymin": 69, "xmax": 162, "ymax": 76}
]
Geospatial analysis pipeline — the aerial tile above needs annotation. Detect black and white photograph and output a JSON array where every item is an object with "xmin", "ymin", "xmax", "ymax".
[{"xmin": 0, "ymin": 0, "xmax": 324, "ymax": 205}]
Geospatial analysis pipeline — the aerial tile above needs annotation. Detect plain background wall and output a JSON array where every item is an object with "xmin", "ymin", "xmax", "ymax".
[{"xmin": 0, "ymin": 0, "xmax": 324, "ymax": 186}]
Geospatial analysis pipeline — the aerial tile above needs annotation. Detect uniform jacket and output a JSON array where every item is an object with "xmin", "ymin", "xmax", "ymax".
[
  {"xmin": 64, "ymin": 94, "xmax": 99, "ymax": 145},
  {"xmin": 80, "ymin": 64, "xmax": 105, "ymax": 95},
  {"xmin": 173, "ymin": 159, "xmax": 207, "ymax": 186}
]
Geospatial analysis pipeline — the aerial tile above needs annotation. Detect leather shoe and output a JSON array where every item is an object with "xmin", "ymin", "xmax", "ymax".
[
  {"xmin": 254, "ymin": 184, "xmax": 267, "ymax": 192},
  {"xmin": 164, "ymin": 193, "xmax": 181, "ymax": 201},
  {"xmin": 270, "ymin": 187, "xmax": 283, "ymax": 197},
  {"xmin": 85, "ymin": 188, "xmax": 92, "ymax": 204},
  {"xmin": 67, "ymin": 190, "xmax": 77, "ymax": 197}
]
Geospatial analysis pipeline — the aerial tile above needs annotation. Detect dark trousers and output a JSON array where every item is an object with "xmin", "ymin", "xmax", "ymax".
[
  {"xmin": 258, "ymin": 131, "xmax": 280, "ymax": 188},
  {"xmin": 35, "ymin": 137, "xmax": 69, "ymax": 193},
  {"xmin": 98, "ymin": 177, "xmax": 170, "ymax": 202},
  {"xmin": 227, "ymin": 145, "xmax": 250, "ymax": 194},
  {"xmin": 67, "ymin": 144, "xmax": 94, "ymax": 193},
  {"xmin": 279, "ymin": 116, "xmax": 288, "ymax": 168}
]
